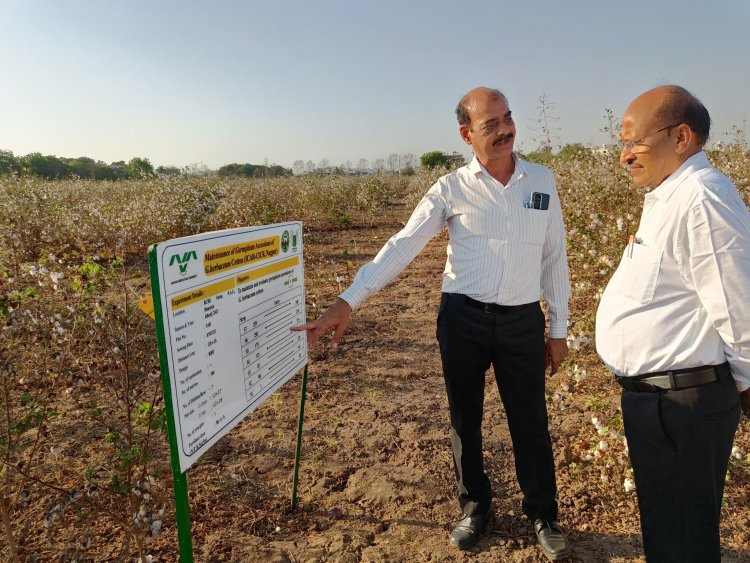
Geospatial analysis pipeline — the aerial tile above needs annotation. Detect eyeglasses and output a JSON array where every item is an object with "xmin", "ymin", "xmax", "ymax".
[{"xmin": 619, "ymin": 123, "xmax": 681, "ymax": 152}]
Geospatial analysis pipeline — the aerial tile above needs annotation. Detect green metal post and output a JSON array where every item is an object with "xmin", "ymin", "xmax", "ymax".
[
  {"xmin": 149, "ymin": 245, "xmax": 194, "ymax": 562},
  {"xmin": 291, "ymin": 364, "xmax": 309, "ymax": 511}
]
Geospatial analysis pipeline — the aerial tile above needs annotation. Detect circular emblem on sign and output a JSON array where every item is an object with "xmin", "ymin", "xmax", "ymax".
[{"xmin": 281, "ymin": 230, "xmax": 290, "ymax": 253}]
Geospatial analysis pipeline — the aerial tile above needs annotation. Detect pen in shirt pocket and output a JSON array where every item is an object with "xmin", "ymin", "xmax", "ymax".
[{"xmin": 627, "ymin": 235, "xmax": 643, "ymax": 258}]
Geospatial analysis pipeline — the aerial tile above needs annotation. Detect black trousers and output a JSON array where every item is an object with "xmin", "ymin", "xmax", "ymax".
[
  {"xmin": 622, "ymin": 374, "xmax": 740, "ymax": 562},
  {"xmin": 436, "ymin": 293, "xmax": 558, "ymax": 521}
]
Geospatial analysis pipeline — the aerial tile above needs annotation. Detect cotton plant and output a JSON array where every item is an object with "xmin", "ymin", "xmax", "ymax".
[
  {"xmin": 569, "ymin": 363, "xmax": 588, "ymax": 383},
  {"xmin": 567, "ymin": 335, "xmax": 591, "ymax": 352}
]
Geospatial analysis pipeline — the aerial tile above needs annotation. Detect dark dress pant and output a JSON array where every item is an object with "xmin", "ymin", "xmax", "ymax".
[
  {"xmin": 621, "ymin": 374, "xmax": 740, "ymax": 562},
  {"xmin": 436, "ymin": 293, "xmax": 558, "ymax": 521}
]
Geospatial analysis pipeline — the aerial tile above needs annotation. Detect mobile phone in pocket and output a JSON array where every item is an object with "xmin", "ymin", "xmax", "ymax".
[{"xmin": 530, "ymin": 192, "xmax": 550, "ymax": 210}]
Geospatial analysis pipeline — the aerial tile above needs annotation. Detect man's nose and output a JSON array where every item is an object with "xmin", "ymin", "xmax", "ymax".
[{"xmin": 620, "ymin": 147, "xmax": 634, "ymax": 165}]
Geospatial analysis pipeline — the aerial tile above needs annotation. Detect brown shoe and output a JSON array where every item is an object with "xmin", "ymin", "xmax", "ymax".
[{"xmin": 534, "ymin": 519, "xmax": 570, "ymax": 560}]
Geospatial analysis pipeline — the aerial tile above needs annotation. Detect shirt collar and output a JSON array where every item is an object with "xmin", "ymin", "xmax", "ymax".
[
  {"xmin": 649, "ymin": 151, "xmax": 711, "ymax": 201},
  {"xmin": 468, "ymin": 153, "xmax": 525, "ymax": 185}
]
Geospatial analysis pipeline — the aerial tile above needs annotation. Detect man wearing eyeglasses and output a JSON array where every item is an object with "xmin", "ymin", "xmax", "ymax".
[{"xmin": 596, "ymin": 85, "xmax": 750, "ymax": 562}]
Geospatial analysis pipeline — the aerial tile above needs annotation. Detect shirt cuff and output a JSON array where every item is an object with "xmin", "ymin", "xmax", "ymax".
[
  {"xmin": 733, "ymin": 372, "xmax": 750, "ymax": 392},
  {"xmin": 547, "ymin": 321, "xmax": 567, "ymax": 339},
  {"xmin": 338, "ymin": 286, "xmax": 367, "ymax": 311}
]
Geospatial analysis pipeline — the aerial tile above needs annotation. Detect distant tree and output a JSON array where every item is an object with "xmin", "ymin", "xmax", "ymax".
[
  {"xmin": 373, "ymin": 158, "xmax": 386, "ymax": 173},
  {"xmin": 0, "ymin": 150, "xmax": 20, "ymax": 175},
  {"xmin": 218, "ymin": 163, "xmax": 245, "ymax": 177},
  {"xmin": 292, "ymin": 160, "xmax": 305, "ymax": 175},
  {"xmin": 268, "ymin": 165, "xmax": 291, "ymax": 177},
  {"xmin": 218, "ymin": 162, "xmax": 291, "ymax": 178},
  {"xmin": 66, "ymin": 156, "xmax": 98, "ymax": 179},
  {"xmin": 92, "ymin": 163, "xmax": 116, "ymax": 180},
  {"xmin": 305, "ymin": 160, "xmax": 315, "ymax": 174},
  {"xmin": 109, "ymin": 161, "xmax": 129, "ymax": 180},
  {"xmin": 156, "ymin": 165, "xmax": 181, "ymax": 176},
  {"xmin": 21, "ymin": 153, "xmax": 67, "ymax": 179},
  {"xmin": 356, "ymin": 158, "xmax": 369, "ymax": 173},
  {"xmin": 126, "ymin": 157, "xmax": 155, "ymax": 179},
  {"xmin": 420, "ymin": 151, "xmax": 451, "ymax": 169}
]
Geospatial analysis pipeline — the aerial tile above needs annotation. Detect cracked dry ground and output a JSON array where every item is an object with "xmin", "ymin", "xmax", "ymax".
[{"xmin": 151, "ymin": 221, "xmax": 750, "ymax": 563}]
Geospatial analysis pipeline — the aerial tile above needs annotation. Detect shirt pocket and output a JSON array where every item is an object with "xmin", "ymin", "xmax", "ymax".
[
  {"xmin": 615, "ymin": 244, "xmax": 663, "ymax": 305},
  {"xmin": 514, "ymin": 208, "xmax": 549, "ymax": 246}
]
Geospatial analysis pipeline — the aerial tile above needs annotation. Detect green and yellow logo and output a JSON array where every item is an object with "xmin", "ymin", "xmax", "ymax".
[
  {"xmin": 169, "ymin": 250, "xmax": 198, "ymax": 275},
  {"xmin": 281, "ymin": 231, "xmax": 290, "ymax": 253}
]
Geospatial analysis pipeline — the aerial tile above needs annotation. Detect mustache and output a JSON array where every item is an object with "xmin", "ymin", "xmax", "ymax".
[{"xmin": 493, "ymin": 134, "xmax": 514, "ymax": 146}]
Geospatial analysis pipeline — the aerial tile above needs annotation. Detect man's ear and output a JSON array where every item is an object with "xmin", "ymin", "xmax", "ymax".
[
  {"xmin": 673, "ymin": 123, "xmax": 695, "ymax": 155},
  {"xmin": 460, "ymin": 124, "xmax": 472, "ymax": 146}
]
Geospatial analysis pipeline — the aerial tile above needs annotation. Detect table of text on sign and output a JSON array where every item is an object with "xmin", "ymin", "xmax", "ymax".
[{"xmin": 239, "ymin": 286, "xmax": 305, "ymax": 402}]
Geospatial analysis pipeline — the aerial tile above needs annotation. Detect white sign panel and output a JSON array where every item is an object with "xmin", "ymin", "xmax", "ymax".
[{"xmin": 152, "ymin": 222, "xmax": 307, "ymax": 472}]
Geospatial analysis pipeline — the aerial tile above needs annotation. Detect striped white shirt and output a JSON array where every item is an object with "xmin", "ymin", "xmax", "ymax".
[{"xmin": 340, "ymin": 155, "xmax": 570, "ymax": 338}]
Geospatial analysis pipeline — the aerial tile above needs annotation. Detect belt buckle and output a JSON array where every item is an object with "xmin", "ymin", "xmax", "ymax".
[{"xmin": 483, "ymin": 303, "xmax": 492, "ymax": 314}]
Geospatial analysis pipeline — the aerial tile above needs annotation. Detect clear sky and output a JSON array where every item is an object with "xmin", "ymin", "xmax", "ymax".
[{"xmin": 2, "ymin": 0, "xmax": 748, "ymax": 170}]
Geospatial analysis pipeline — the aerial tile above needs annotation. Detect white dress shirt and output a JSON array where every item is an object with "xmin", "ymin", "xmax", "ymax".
[
  {"xmin": 596, "ymin": 151, "xmax": 750, "ymax": 391},
  {"xmin": 339, "ymin": 155, "xmax": 570, "ymax": 338}
]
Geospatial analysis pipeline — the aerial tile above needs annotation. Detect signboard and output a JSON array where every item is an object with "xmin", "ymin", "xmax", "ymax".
[{"xmin": 149, "ymin": 222, "xmax": 307, "ymax": 472}]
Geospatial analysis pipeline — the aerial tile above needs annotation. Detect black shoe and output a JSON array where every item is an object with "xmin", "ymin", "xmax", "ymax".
[
  {"xmin": 534, "ymin": 519, "xmax": 570, "ymax": 561},
  {"xmin": 449, "ymin": 510, "xmax": 491, "ymax": 550}
]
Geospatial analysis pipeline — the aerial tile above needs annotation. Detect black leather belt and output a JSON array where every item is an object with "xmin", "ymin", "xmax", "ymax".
[
  {"xmin": 463, "ymin": 296, "xmax": 535, "ymax": 315},
  {"xmin": 615, "ymin": 362, "xmax": 730, "ymax": 392}
]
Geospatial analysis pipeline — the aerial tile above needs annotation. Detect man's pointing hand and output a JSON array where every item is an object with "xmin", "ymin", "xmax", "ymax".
[{"xmin": 291, "ymin": 298, "xmax": 352, "ymax": 347}]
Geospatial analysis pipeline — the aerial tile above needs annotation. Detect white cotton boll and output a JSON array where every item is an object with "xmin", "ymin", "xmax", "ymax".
[
  {"xmin": 591, "ymin": 417, "xmax": 599, "ymax": 426},
  {"xmin": 598, "ymin": 441, "xmax": 609, "ymax": 451},
  {"xmin": 597, "ymin": 426, "xmax": 608, "ymax": 436},
  {"xmin": 624, "ymin": 478, "xmax": 636, "ymax": 493},
  {"xmin": 275, "ymin": 526, "xmax": 281, "ymax": 532},
  {"xmin": 582, "ymin": 454, "xmax": 593, "ymax": 462},
  {"xmin": 151, "ymin": 520, "xmax": 162, "ymax": 538},
  {"xmin": 731, "ymin": 446, "xmax": 742, "ymax": 460}
]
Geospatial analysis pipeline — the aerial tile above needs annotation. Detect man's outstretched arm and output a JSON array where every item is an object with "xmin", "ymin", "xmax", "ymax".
[{"xmin": 291, "ymin": 298, "xmax": 352, "ymax": 347}]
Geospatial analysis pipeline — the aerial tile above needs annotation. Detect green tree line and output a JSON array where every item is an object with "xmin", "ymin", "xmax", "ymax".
[
  {"xmin": 217, "ymin": 162, "xmax": 292, "ymax": 178},
  {"xmin": 0, "ymin": 150, "xmax": 159, "ymax": 180}
]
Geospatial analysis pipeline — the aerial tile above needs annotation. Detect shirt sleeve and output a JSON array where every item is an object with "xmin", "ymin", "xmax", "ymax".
[
  {"xmin": 339, "ymin": 185, "xmax": 448, "ymax": 310},
  {"xmin": 540, "ymin": 174, "xmax": 570, "ymax": 339},
  {"xmin": 687, "ymin": 196, "xmax": 750, "ymax": 391}
]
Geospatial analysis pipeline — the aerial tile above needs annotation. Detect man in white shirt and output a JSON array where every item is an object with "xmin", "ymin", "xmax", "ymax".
[
  {"xmin": 293, "ymin": 87, "xmax": 571, "ymax": 560},
  {"xmin": 596, "ymin": 85, "xmax": 750, "ymax": 562}
]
